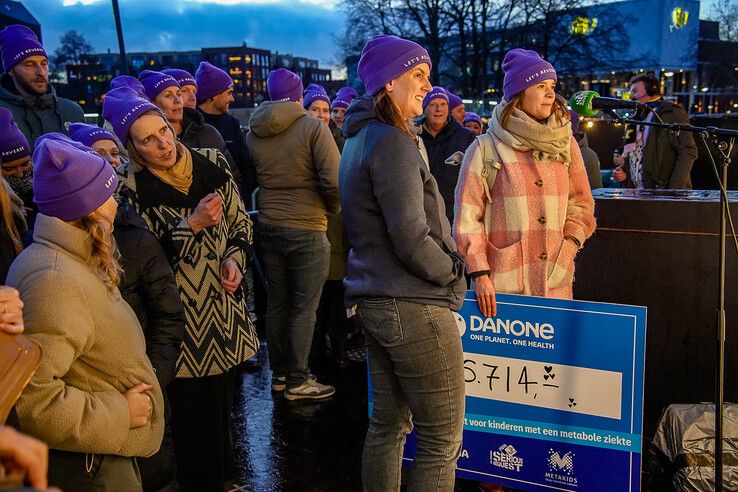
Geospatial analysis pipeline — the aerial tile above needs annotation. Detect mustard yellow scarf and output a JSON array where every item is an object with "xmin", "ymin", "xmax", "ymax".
[{"xmin": 148, "ymin": 142, "xmax": 193, "ymax": 194}]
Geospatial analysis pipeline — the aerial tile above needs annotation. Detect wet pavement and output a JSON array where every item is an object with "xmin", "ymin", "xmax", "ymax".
[{"xmin": 230, "ymin": 343, "xmax": 493, "ymax": 491}]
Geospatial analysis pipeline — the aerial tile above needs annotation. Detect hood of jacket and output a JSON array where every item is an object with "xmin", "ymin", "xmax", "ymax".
[
  {"xmin": 248, "ymin": 100, "xmax": 307, "ymax": 138},
  {"xmin": 576, "ymin": 131, "xmax": 589, "ymax": 148},
  {"xmin": 342, "ymin": 95, "xmax": 381, "ymax": 139}
]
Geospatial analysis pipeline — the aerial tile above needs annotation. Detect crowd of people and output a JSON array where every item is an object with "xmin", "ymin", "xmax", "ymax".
[{"xmin": 0, "ymin": 20, "xmax": 696, "ymax": 492}]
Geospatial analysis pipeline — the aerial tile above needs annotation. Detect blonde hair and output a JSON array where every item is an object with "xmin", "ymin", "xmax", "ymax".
[
  {"xmin": 71, "ymin": 209, "xmax": 122, "ymax": 293},
  {"xmin": 125, "ymin": 110, "xmax": 177, "ymax": 171},
  {"xmin": 501, "ymin": 93, "xmax": 569, "ymax": 130},
  {"xmin": 373, "ymin": 89, "xmax": 415, "ymax": 140},
  {"xmin": 0, "ymin": 184, "xmax": 21, "ymax": 254}
]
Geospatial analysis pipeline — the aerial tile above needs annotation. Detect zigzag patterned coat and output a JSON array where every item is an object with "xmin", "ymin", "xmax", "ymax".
[{"xmin": 117, "ymin": 146, "xmax": 259, "ymax": 378}]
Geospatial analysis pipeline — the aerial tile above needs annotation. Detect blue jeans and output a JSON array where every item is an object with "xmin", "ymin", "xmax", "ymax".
[
  {"xmin": 258, "ymin": 223, "xmax": 330, "ymax": 386},
  {"xmin": 357, "ymin": 299, "xmax": 465, "ymax": 492}
]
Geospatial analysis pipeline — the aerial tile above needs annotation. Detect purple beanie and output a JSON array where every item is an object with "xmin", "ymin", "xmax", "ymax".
[
  {"xmin": 330, "ymin": 87, "xmax": 358, "ymax": 110},
  {"xmin": 267, "ymin": 68, "xmax": 303, "ymax": 102},
  {"xmin": 195, "ymin": 61, "xmax": 233, "ymax": 102},
  {"xmin": 446, "ymin": 90, "xmax": 463, "ymax": 110},
  {"xmin": 109, "ymin": 75, "xmax": 147, "ymax": 99},
  {"xmin": 0, "ymin": 25, "xmax": 46, "ymax": 72},
  {"xmin": 162, "ymin": 68, "xmax": 197, "ymax": 88},
  {"xmin": 303, "ymin": 84, "xmax": 330, "ymax": 109},
  {"xmin": 358, "ymin": 35, "xmax": 431, "ymax": 96},
  {"xmin": 502, "ymin": 48, "xmax": 556, "ymax": 100},
  {"xmin": 422, "ymin": 86, "xmax": 449, "ymax": 111},
  {"xmin": 463, "ymin": 112, "xmax": 482, "ymax": 125},
  {"xmin": 102, "ymin": 86, "xmax": 160, "ymax": 144},
  {"xmin": 138, "ymin": 70, "xmax": 179, "ymax": 101},
  {"xmin": 569, "ymin": 110, "xmax": 580, "ymax": 132},
  {"xmin": 0, "ymin": 108, "xmax": 30, "ymax": 162},
  {"xmin": 33, "ymin": 133, "xmax": 118, "ymax": 221},
  {"xmin": 68, "ymin": 122, "xmax": 117, "ymax": 148}
]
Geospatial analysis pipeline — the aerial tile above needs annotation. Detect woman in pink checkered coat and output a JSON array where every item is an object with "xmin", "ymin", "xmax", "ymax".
[{"xmin": 453, "ymin": 49, "xmax": 596, "ymax": 317}]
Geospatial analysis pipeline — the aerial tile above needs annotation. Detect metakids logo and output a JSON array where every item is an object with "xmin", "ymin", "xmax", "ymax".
[
  {"xmin": 469, "ymin": 315, "xmax": 554, "ymax": 340},
  {"xmin": 525, "ymin": 68, "xmax": 556, "ymax": 83},
  {"xmin": 491, "ymin": 444, "xmax": 524, "ymax": 472},
  {"xmin": 545, "ymin": 449, "xmax": 578, "ymax": 486}
]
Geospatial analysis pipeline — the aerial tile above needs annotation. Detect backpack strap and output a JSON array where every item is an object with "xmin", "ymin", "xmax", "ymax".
[{"xmin": 476, "ymin": 133, "xmax": 501, "ymax": 203}]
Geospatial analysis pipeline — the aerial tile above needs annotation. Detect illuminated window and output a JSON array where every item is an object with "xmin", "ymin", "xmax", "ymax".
[
  {"xmin": 671, "ymin": 7, "xmax": 689, "ymax": 30},
  {"xmin": 570, "ymin": 17, "xmax": 598, "ymax": 36},
  {"xmin": 229, "ymin": 56, "xmax": 242, "ymax": 61}
]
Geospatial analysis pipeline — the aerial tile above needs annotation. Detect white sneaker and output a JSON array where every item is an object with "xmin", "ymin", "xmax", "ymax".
[{"xmin": 284, "ymin": 376, "xmax": 335, "ymax": 401}]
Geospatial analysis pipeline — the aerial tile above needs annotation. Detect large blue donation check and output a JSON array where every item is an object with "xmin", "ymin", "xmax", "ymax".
[{"xmin": 402, "ymin": 292, "xmax": 647, "ymax": 491}]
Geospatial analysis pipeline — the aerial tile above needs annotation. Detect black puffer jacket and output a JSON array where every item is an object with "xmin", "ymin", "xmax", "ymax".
[
  {"xmin": 113, "ymin": 202, "xmax": 185, "ymax": 389},
  {"xmin": 419, "ymin": 117, "xmax": 475, "ymax": 226},
  {"xmin": 179, "ymin": 107, "xmax": 239, "ymax": 173}
]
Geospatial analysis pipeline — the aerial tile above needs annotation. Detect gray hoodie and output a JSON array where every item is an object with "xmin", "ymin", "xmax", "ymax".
[
  {"xmin": 246, "ymin": 100, "xmax": 340, "ymax": 231},
  {"xmin": 339, "ymin": 96, "xmax": 466, "ymax": 310}
]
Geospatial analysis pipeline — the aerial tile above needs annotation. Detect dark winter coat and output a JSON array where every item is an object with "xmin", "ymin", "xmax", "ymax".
[
  {"xmin": 0, "ymin": 74, "xmax": 84, "ymax": 150},
  {"xmin": 622, "ymin": 99, "xmax": 698, "ymax": 189},
  {"xmin": 576, "ymin": 132, "xmax": 603, "ymax": 189},
  {"xmin": 179, "ymin": 107, "xmax": 238, "ymax": 176},
  {"xmin": 113, "ymin": 202, "xmax": 185, "ymax": 389},
  {"xmin": 339, "ymin": 95, "xmax": 466, "ymax": 310},
  {"xmin": 199, "ymin": 109, "xmax": 258, "ymax": 200},
  {"xmin": 419, "ymin": 117, "xmax": 475, "ymax": 226}
]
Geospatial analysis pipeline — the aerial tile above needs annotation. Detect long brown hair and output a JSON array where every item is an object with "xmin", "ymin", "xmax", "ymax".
[
  {"xmin": 501, "ymin": 93, "xmax": 569, "ymax": 130},
  {"xmin": 125, "ymin": 110, "xmax": 177, "ymax": 171},
  {"xmin": 373, "ymin": 89, "xmax": 415, "ymax": 139},
  {"xmin": 0, "ymin": 183, "xmax": 22, "ymax": 254},
  {"xmin": 70, "ymin": 209, "xmax": 122, "ymax": 294}
]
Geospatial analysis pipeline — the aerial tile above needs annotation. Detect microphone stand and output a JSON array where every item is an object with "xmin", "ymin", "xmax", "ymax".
[{"xmin": 607, "ymin": 115, "xmax": 738, "ymax": 490}]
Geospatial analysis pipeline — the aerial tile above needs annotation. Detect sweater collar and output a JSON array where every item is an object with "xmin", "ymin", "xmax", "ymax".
[{"xmin": 32, "ymin": 213, "xmax": 93, "ymax": 265}]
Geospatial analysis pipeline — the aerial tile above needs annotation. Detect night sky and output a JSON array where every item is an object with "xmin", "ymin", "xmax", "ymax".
[{"xmin": 22, "ymin": 0, "xmax": 345, "ymax": 69}]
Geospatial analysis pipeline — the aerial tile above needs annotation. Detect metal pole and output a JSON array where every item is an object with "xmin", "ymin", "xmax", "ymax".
[
  {"xmin": 716, "ymin": 152, "xmax": 728, "ymax": 491},
  {"xmin": 111, "ymin": 0, "xmax": 129, "ymax": 75}
]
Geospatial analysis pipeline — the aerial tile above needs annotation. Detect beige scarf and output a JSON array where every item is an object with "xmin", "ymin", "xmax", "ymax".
[
  {"xmin": 489, "ymin": 100, "xmax": 572, "ymax": 166},
  {"xmin": 148, "ymin": 142, "xmax": 193, "ymax": 194}
]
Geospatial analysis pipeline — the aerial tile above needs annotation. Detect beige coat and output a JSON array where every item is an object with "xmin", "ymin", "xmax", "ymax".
[{"xmin": 6, "ymin": 214, "xmax": 164, "ymax": 457}]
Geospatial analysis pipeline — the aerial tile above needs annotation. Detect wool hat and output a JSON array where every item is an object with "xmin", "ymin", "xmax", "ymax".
[
  {"xmin": 109, "ymin": 75, "xmax": 147, "ymax": 99},
  {"xmin": 102, "ymin": 86, "xmax": 160, "ymax": 144},
  {"xmin": 267, "ymin": 68, "xmax": 303, "ymax": 102},
  {"xmin": 162, "ymin": 68, "xmax": 197, "ymax": 89},
  {"xmin": 330, "ymin": 87, "xmax": 358, "ymax": 110},
  {"xmin": 195, "ymin": 61, "xmax": 233, "ymax": 102},
  {"xmin": 422, "ymin": 86, "xmax": 449, "ymax": 111},
  {"xmin": 68, "ymin": 122, "xmax": 118, "ymax": 148},
  {"xmin": 303, "ymin": 84, "xmax": 330, "ymax": 109},
  {"xmin": 446, "ymin": 90, "xmax": 463, "ymax": 110},
  {"xmin": 357, "ymin": 35, "xmax": 431, "ymax": 96},
  {"xmin": 0, "ymin": 108, "xmax": 30, "ymax": 163},
  {"xmin": 0, "ymin": 25, "xmax": 46, "ymax": 72},
  {"xmin": 138, "ymin": 70, "xmax": 179, "ymax": 102},
  {"xmin": 463, "ymin": 111, "xmax": 482, "ymax": 126},
  {"xmin": 32, "ymin": 133, "xmax": 118, "ymax": 221},
  {"xmin": 502, "ymin": 48, "xmax": 556, "ymax": 100}
]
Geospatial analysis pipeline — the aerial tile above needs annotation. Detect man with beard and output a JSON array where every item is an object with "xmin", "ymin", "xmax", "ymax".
[{"xmin": 0, "ymin": 25, "xmax": 84, "ymax": 151}]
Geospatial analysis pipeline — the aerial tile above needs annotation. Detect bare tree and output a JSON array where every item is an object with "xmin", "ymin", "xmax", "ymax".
[{"xmin": 709, "ymin": 0, "xmax": 738, "ymax": 41}]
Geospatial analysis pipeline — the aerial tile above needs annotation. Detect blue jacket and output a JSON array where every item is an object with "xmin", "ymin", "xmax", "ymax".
[{"xmin": 339, "ymin": 96, "xmax": 466, "ymax": 310}]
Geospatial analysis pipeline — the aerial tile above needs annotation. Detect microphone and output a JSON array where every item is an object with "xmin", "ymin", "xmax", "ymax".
[{"xmin": 569, "ymin": 91, "xmax": 642, "ymax": 116}]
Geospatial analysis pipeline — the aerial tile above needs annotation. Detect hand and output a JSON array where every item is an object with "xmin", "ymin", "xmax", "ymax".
[
  {"xmin": 0, "ymin": 286, "xmax": 24, "ymax": 334},
  {"xmin": 475, "ymin": 275, "xmax": 497, "ymax": 318},
  {"xmin": 612, "ymin": 153, "xmax": 625, "ymax": 166},
  {"xmin": 124, "ymin": 383, "xmax": 153, "ymax": 429},
  {"xmin": 0, "ymin": 426, "xmax": 49, "ymax": 490},
  {"xmin": 221, "ymin": 258, "xmax": 243, "ymax": 293},
  {"xmin": 612, "ymin": 167, "xmax": 627, "ymax": 182},
  {"xmin": 187, "ymin": 193, "xmax": 223, "ymax": 234}
]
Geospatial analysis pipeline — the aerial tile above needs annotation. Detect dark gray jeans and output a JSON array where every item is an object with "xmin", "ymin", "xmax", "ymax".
[
  {"xmin": 48, "ymin": 450, "xmax": 142, "ymax": 491},
  {"xmin": 258, "ymin": 223, "xmax": 330, "ymax": 386},
  {"xmin": 357, "ymin": 299, "xmax": 465, "ymax": 492}
]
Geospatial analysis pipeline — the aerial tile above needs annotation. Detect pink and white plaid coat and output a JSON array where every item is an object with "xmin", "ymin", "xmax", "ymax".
[{"xmin": 453, "ymin": 135, "xmax": 595, "ymax": 299}]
